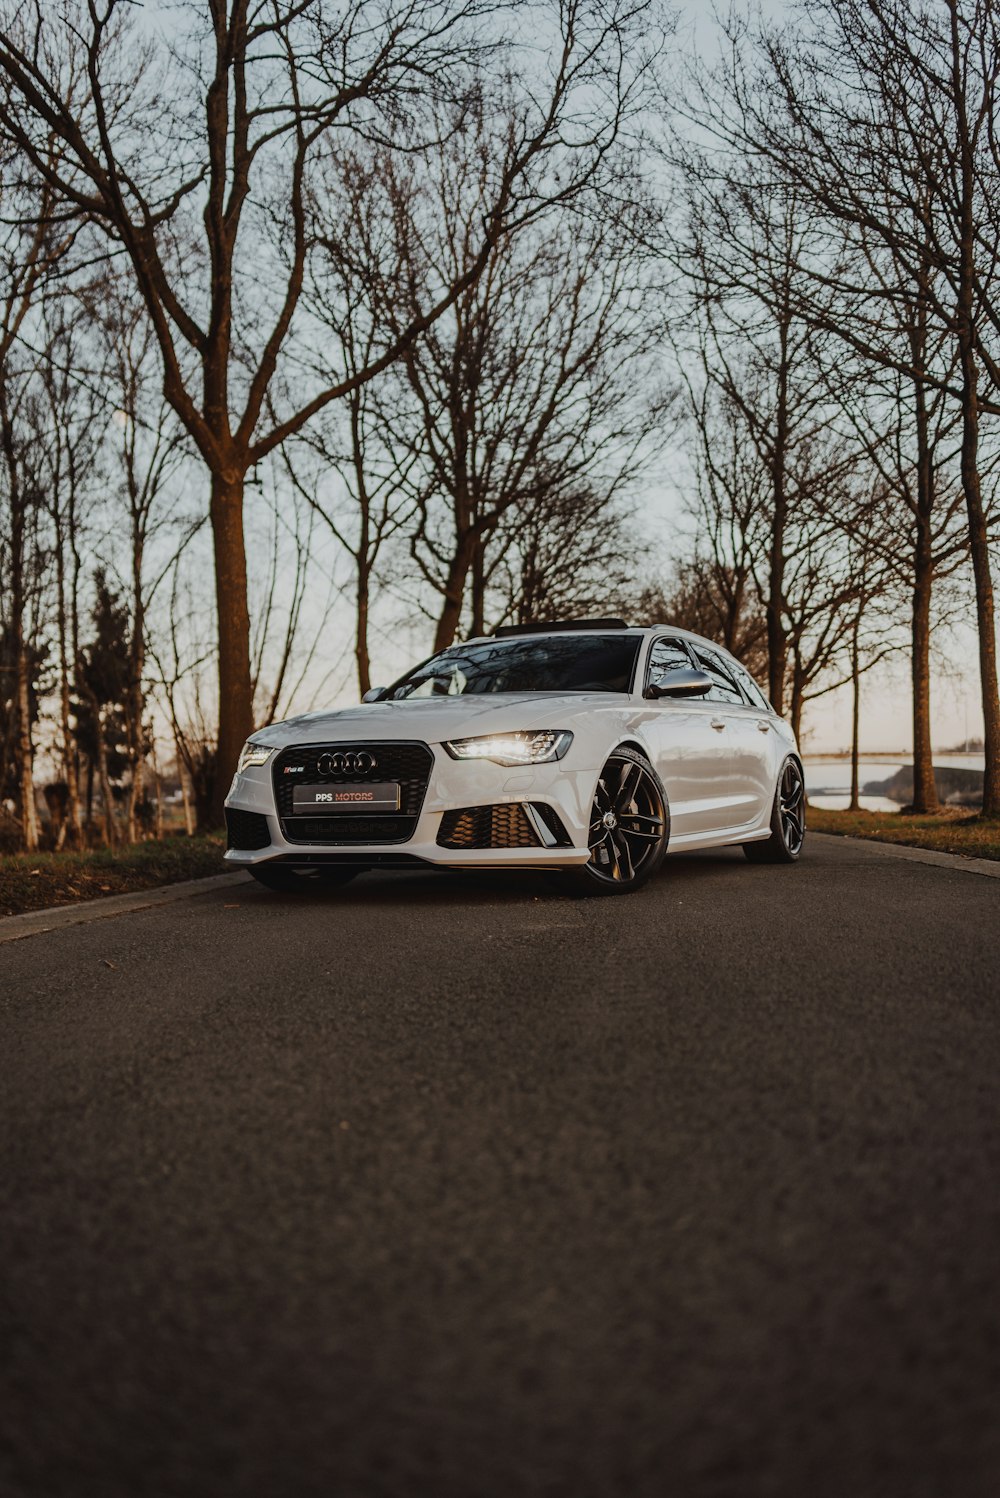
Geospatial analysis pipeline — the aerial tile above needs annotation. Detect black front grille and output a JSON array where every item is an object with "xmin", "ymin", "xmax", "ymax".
[
  {"xmin": 225, "ymin": 807, "xmax": 271, "ymax": 851},
  {"xmin": 272, "ymin": 741, "xmax": 433, "ymax": 845},
  {"xmin": 438, "ymin": 803, "xmax": 542, "ymax": 850}
]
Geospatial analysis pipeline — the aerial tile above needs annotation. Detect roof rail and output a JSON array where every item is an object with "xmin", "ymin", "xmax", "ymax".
[{"xmin": 492, "ymin": 617, "xmax": 630, "ymax": 638}]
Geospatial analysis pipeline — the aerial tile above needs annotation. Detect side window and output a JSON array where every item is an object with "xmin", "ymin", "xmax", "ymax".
[
  {"xmin": 646, "ymin": 637, "xmax": 693, "ymax": 691},
  {"xmin": 689, "ymin": 645, "xmax": 745, "ymax": 705},
  {"xmin": 730, "ymin": 661, "xmax": 772, "ymax": 713}
]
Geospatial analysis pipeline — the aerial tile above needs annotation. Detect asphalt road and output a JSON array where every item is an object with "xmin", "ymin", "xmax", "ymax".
[{"xmin": 2, "ymin": 833, "xmax": 999, "ymax": 1498}]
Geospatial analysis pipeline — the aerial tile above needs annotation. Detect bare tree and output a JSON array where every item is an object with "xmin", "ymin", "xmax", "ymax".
[
  {"xmin": 29, "ymin": 296, "xmax": 106, "ymax": 846},
  {"xmin": 148, "ymin": 561, "xmax": 219, "ymax": 835},
  {"xmin": 0, "ymin": 151, "xmax": 73, "ymax": 848},
  {"xmin": 0, "ymin": 0, "xmax": 658, "ymax": 814},
  {"xmin": 485, "ymin": 478, "xmax": 643, "ymax": 629},
  {"xmin": 668, "ymin": 186, "xmax": 866, "ymax": 718},
  {"xmin": 665, "ymin": 368, "xmax": 773, "ymax": 682},
  {"xmin": 92, "ymin": 284, "xmax": 188, "ymax": 839},
  {"xmin": 822, "ymin": 347, "xmax": 969, "ymax": 810},
  {"xmin": 277, "ymin": 261, "xmax": 423, "ymax": 697},
  {"xmin": 658, "ymin": 558, "xmax": 769, "ymax": 684},
  {"xmin": 668, "ymin": 97, "xmax": 865, "ymax": 714},
  {"xmin": 329, "ymin": 94, "xmax": 663, "ymax": 649},
  {"xmin": 711, "ymin": 0, "xmax": 1000, "ymax": 811}
]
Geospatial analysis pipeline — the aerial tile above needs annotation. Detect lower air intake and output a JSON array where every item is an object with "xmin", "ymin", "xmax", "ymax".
[
  {"xmin": 437, "ymin": 803, "xmax": 541, "ymax": 850},
  {"xmin": 225, "ymin": 807, "xmax": 271, "ymax": 851},
  {"xmin": 285, "ymin": 815, "xmax": 414, "ymax": 844}
]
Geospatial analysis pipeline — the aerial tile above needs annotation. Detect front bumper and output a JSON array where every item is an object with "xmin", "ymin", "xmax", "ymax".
[{"xmin": 223, "ymin": 741, "xmax": 594, "ymax": 869}]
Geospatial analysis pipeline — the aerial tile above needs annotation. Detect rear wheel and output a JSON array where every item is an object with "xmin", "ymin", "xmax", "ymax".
[
  {"xmin": 248, "ymin": 865, "xmax": 360, "ymax": 892},
  {"xmin": 561, "ymin": 747, "xmax": 669, "ymax": 896},
  {"xmin": 743, "ymin": 757, "xmax": 805, "ymax": 864}
]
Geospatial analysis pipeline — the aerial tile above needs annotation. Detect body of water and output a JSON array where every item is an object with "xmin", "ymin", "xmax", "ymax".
[{"xmin": 804, "ymin": 755, "xmax": 986, "ymax": 812}]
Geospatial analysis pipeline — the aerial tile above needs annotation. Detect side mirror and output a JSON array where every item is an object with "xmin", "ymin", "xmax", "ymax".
[
  {"xmin": 645, "ymin": 667, "xmax": 713, "ymax": 700},
  {"xmin": 362, "ymin": 686, "xmax": 388, "ymax": 702}
]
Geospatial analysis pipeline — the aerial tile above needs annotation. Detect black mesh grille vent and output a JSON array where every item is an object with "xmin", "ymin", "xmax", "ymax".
[
  {"xmin": 284, "ymin": 815, "xmax": 414, "ymax": 845},
  {"xmin": 437, "ymin": 803, "xmax": 542, "ymax": 851},
  {"xmin": 272, "ymin": 741, "xmax": 433, "ymax": 846},
  {"xmin": 532, "ymin": 803, "xmax": 573, "ymax": 846},
  {"xmin": 225, "ymin": 807, "xmax": 271, "ymax": 851}
]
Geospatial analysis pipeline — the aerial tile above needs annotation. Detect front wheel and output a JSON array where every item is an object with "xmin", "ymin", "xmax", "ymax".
[
  {"xmin": 743, "ymin": 757, "xmax": 805, "ymax": 864},
  {"xmin": 248, "ymin": 864, "xmax": 360, "ymax": 892},
  {"xmin": 560, "ymin": 747, "xmax": 669, "ymax": 896}
]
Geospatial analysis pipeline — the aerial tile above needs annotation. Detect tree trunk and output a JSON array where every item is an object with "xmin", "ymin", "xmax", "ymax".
[
  {"xmin": 126, "ymin": 555, "xmax": 146, "ymax": 843},
  {"xmin": 54, "ymin": 538, "xmax": 83, "ymax": 846},
  {"xmin": 910, "ymin": 534, "xmax": 938, "ymax": 814},
  {"xmin": 766, "ymin": 316, "xmax": 791, "ymax": 713},
  {"xmin": 951, "ymin": 5, "xmax": 1000, "ymax": 815},
  {"xmin": 151, "ymin": 736, "xmax": 164, "ymax": 840},
  {"xmin": 59, "ymin": 656, "xmax": 83, "ymax": 846},
  {"xmin": 95, "ymin": 707, "xmax": 116, "ymax": 850},
  {"xmin": 957, "ymin": 381, "xmax": 1000, "ymax": 816},
  {"xmin": 471, "ymin": 536, "xmax": 486, "ymax": 637},
  {"xmin": 3, "ymin": 390, "xmax": 38, "ymax": 852},
  {"xmin": 789, "ymin": 655, "xmax": 805, "ymax": 747},
  {"xmin": 351, "ymin": 397, "xmax": 373, "ymax": 697},
  {"xmin": 177, "ymin": 738, "xmax": 195, "ymax": 837},
  {"xmin": 849, "ymin": 617, "xmax": 861, "ymax": 812},
  {"xmin": 15, "ymin": 642, "xmax": 38, "ymax": 851},
  {"xmin": 209, "ymin": 469, "xmax": 254, "ymax": 823},
  {"xmin": 128, "ymin": 758, "xmax": 143, "ymax": 842},
  {"xmin": 433, "ymin": 530, "xmax": 478, "ymax": 652},
  {"xmin": 765, "ymin": 533, "xmax": 787, "ymax": 713},
  {"xmin": 908, "ymin": 247, "xmax": 939, "ymax": 815},
  {"xmin": 356, "ymin": 557, "xmax": 371, "ymax": 697}
]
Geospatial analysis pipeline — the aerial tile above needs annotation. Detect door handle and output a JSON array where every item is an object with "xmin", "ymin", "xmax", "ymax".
[
  {"xmin": 710, "ymin": 718, "xmax": 726, "ymax": 732},
  {"xmin": 757, "ymin": 720, "xmax": 771, "ymax": 733}
]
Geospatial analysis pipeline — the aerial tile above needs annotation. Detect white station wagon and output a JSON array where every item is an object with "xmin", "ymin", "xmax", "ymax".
[{"xmin": 224, "ymin": 620, "xmax": 805, "ymax": 895}]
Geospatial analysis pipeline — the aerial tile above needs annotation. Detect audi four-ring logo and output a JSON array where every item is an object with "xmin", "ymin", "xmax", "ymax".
[{"xmin": 317, "ymin": 750, "xmax": 378, "ymax": 776}]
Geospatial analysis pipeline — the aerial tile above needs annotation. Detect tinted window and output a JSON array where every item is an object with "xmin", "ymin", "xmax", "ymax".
[
  {"xmin": 388, "ymin": 634, "xmax": 642, "ymax": 697},
  {"xmin": 646, "ymin": 637, "xmax": 693, "ymax": 689},
  {"xmin": 689, "ymin": 645, "xmax": 745, "ymax": 705}
]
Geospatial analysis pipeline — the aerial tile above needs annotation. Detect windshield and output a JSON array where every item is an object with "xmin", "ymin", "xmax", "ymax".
[{"xmin": 388, "ymin": 634, "xmax": 641, "ymax": 698}]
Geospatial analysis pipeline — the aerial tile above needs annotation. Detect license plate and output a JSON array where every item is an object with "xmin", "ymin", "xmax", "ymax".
[{"xmin": 292, "ymin": 783, "xmax": 400, "ymax": 813}]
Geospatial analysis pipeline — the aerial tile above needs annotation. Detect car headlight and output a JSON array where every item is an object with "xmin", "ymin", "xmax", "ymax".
[
  {"xmin": 443, "ymin": 730, "xmax": 573, "ymax": 766},
  {"xmin": 238, "ymin": 740, "xmax": 274, "ymax": 773}
]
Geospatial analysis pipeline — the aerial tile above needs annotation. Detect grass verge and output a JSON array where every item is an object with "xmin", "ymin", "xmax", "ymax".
[
  {"xmin": 807, "ymin": 805, "xmax": 1000, "ymax": 862},
  {"xmin": 0, "ymin": 835, "xmax": 227, "ymax": 917}
]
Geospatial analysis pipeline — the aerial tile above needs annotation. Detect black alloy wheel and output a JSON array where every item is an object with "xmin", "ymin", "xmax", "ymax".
[
  {"xmin": 564, "ymin": 747, "xmax": 669, "ymax": 895},
  {"xmin": 743, "ymin": 756, "xmax": 806, "ymax": 864},
  {"xmin": 248, "ymin": 864, "xmax": 360, "ymax": 892}
]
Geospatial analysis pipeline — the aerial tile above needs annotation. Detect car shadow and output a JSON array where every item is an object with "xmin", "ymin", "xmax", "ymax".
[{"xmin": 238, "ymin": 846, "xmax": 750, "ymax": 909}]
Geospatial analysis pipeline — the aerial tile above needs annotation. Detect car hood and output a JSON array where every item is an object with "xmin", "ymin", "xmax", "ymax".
[{"xmin": 252, "ymin": 692, "xmax": 627, "ymax": 748}]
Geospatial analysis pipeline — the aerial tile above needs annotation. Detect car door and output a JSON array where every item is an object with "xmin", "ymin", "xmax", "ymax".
[
  {"xmin": 687, "ymin": 644, "xmax": 773, "ymax": 830},
  {"xmin": 640, "ymin": 636, "xmax": 738, "ymax": 837},
  {"xmin": 726, "ymin": 657, "xmax": 781, "ymax": 820}
]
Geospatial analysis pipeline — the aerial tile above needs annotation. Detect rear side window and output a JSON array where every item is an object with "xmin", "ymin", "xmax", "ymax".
[
  {"xmin": 729, "ymin": 661, "xmax": 772, "ymax": 712},
  {"xmin": 689, "ymin": 645, "xmax": 745, "ymax": 705}
]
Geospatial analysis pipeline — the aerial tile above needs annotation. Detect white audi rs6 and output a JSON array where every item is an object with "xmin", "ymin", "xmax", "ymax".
[{"xmin": 224, "ymin": 620, "xmax": 805, "ymax": 896}]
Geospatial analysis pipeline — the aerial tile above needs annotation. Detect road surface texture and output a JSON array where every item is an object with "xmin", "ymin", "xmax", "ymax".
[{"xmin": 2, "ymin": 833, "xmax": 998, "ymax": 1498}]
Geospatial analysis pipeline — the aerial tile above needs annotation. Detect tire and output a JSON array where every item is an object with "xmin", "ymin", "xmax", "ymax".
[
  {"xmin": 560, "ymin": 747, "xmax": 669, "ymax": 896},
  {"xmin": 743, "ymin": 757, "xmax": 805, "ymax": 864},
  {"xmin": 248, "ymin": 864, "xmax": 360, "ymax": 892}
]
